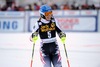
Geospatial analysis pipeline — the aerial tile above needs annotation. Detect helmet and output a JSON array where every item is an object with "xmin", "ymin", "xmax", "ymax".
[
  {"xmin": 39, "ymin": 4, "xmax": 52, "ymax": 18},
  {"xmin": 39, "ymin": 4, "xmax": 52, "ymax": 14},
  {"xmin": 39, "ymin": 4, "xmax": 52, "ymax": 20}
]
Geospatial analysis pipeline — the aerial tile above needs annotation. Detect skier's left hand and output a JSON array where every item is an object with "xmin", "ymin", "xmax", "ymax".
[
  {"xmin": 59, "ymin": 32, "xmax": 66, "ymax": 44},
  {"xmin": 61, "ymin": 36, "xmax": 66, "ymax": 44}
]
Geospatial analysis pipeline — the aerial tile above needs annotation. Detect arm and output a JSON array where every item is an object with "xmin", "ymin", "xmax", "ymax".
[
  {"xmin": 30, "ymin": 22, "xmax": 39, "ymax": 43},
  {"xmin": 55, "ymin": 19, "xmax": 66, "ymax": 44}
]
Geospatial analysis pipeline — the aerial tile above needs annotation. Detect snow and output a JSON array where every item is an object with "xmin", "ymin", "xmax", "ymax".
[{"xmin": 0, "ymin": 33, "xmax": 100, "ymax": 67}]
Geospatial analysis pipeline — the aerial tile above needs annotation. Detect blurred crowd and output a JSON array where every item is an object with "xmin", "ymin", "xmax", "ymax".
[{"xmin": 0, "ymin": 1, "xmax": 100, "ymax": 11}]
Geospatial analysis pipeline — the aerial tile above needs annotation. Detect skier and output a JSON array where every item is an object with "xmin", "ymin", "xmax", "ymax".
[{"xmin": 30, "ymin": 4, "xmax": 66, "ymax": 67}]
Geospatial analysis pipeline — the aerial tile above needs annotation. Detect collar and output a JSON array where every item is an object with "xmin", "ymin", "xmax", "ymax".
[{"xmin": 41, "ymin": 18, "xmax": 50, "ymax": 24}]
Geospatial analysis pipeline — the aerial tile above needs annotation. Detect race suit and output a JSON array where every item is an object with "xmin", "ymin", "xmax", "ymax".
[{"xmin": 31, "ymin": 17, "xmax": 66, "ymax": 67}]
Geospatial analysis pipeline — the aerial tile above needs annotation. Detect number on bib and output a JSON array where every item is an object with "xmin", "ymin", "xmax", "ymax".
[{"xmin": 47, "ymin": 31, "xmax": 51, "ymax": 38}]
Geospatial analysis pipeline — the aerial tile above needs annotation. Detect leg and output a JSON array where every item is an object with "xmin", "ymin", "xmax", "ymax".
[
  {"xmin": 51, "ymin": 51, "xmax": 62, "ymax": 67},
  {"xmin": 40, "ymin": 51, "xmax": 52, "ymax": 67},
  {"xmin": 50, "ymin": 42, "xmax": 62, "ymax": 67},
  {"xmin": 40, "ymin": 43, "xmax": 52, "ymax": 67}
]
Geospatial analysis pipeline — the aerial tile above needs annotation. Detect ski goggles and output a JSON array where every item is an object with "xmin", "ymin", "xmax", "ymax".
[{"xmin": 44, "ymin": 11, "xmax": 52, "ymax": 16}]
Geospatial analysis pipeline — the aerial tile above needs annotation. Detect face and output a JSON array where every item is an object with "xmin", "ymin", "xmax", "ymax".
[{"xmin": 44, "ymin": 11, "xmax": 52, "ymax": 21}]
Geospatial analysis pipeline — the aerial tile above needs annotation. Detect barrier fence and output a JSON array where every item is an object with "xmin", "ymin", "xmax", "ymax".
[{"xmin": 0, "ymin": 10, "xmax": 99, "ymax": 33}]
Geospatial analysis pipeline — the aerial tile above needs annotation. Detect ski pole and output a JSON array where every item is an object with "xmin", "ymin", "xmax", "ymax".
[
  {"xmin": 63, "ymin": 44, "xmax": 70, "ymax": 67},
  {"xmin": 30, "ymin": 43, "xmax": 35, "ymax": 67}
]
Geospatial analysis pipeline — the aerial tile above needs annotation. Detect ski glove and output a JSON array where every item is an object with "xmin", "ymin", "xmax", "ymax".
[
  {"xmin": 59, "ymin": 32, "xmax": 66, "ymax": 44},
  {"xmin": 61, "ymin": 37, "xmax": 66, "ymax": 44},
  {"xmin": 32, "ymin": 36, "xmax": 38, "ymax": 43},
  {"xmin": 31, "ymin": 32, "xmax": 38, "ymax": 43}
]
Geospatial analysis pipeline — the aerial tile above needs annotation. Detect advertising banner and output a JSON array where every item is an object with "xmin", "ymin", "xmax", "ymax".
[
  {"xmin": 63, "ymin": 10, "xmax": 80, "ymax": 16},
  {"xmin": 0, "ymin": 18, "xmax": 25, "ymax": 32},
  {"xmin": 80, "ymin": 10, "xmax": 97, "ymax": 16},
  {"xmin": 56, "ymin": 17, "xmax": 97, "ymax": 32},
  {"xmin": 0, "ymin": 12, "xmax": 25, "ymax": 32}
]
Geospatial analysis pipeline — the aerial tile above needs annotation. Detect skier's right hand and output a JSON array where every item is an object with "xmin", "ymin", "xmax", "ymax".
[
  {"xmin": 30, "ymin": 36, "xmax": 38, "ymax": 43},
  {"xmin": 32, "ymin": 36, "xmax": 38, "ymax": 43},
  {"xmin": 30, "ymin": 32, "xmax": 38, "ymax": 43},
  {"xmin": 61, "ymin": 36, "xmax": 66, "ymax": 44},
  {"xmin": 59, "ymin": 32, "xmax": 66, "ymax": 44}
]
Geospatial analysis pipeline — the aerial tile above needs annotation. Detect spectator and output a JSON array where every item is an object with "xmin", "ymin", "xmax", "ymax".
[
  {"xmin": 81, "ymin": 4, "xmax": 89, "ymax": 9},
  {"xmin": 1, "ymin": 5, "xmax": 7, "ymax": 11},
  {"xmin": 0, "ymin": 1, "xmax": 99, "ymax": 11},
  {"xmin": 6, "ymin": 6, "xmax": 12, "ymax": 11},
  {"xmin": 6, "ymin": 1, "xmax": 19, "ymax": 11},
  {"xmin": 18, "ymin": 6, "xmax": 25, "ymax": 11},
  {"xmin": 71, "ymin": 4, "xmax": 76, "ymax": 10},
  {"xmin": 51, "ymin": 4, "xmax": 59, "ymax": 10},
  {"xmin": 95, "ymin": 3, "xmax": 100, "ymax": 9},
  {"xmin": 60, "ymin": 4, "xmax": 70, "ymax": 10},
  {"xmin": 25, "ymin": 4, "xmax": 33, "ymax": 11},
  {"xmin": 33, "ymin": 3, "xmax": 40, "ymax": 10},
  {"xmin": 71, "ymin": 1, "xmax": 79, "ymax": 10},
  {"xmin": 90, "ymin": 4, "xmax": 95, "ymax": 9},
  {"xmin": 24, "ymin": 5, "xmax": 30, "ymax": 11}
]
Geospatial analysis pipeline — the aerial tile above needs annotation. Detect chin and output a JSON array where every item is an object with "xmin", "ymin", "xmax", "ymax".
[{"xmin": 46, "ymin": 19, "xmax": 51, "ymax": 21}]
